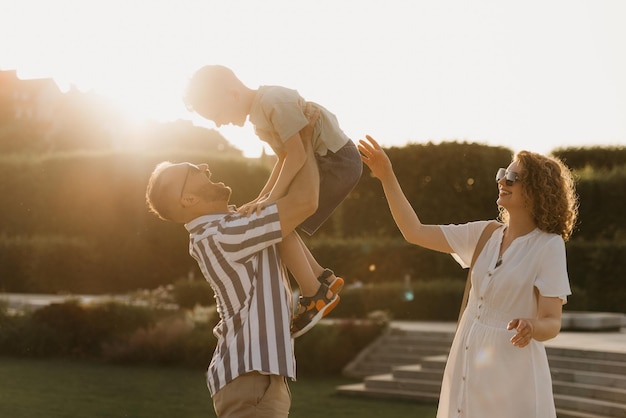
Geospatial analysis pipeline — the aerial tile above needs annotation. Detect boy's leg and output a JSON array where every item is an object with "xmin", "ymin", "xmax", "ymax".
[
  {"xmin": 277, "ymin": 130, "xmax": 331, "ymax": 297},
  {"xmin": 292, "ymin": 232, "xmax": 344, "ymax": 294},
  {"xmin": 298, "ymin": 140, "xmax": 363, "ymax": 236},
  {"xmin": 277, "ymin": 232, "xmax": 319, "ymax": 296},
  {"xmin": 278, "ymin": 231, "xmax": 340, "ymax": 338}
]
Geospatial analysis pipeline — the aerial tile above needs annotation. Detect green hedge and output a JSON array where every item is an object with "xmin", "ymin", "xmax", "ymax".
[
  {"xmin": 554, "ymin": 146, "xmax": 626, "ymax": 170},
  {"xmin": 330, "ymin": 280, "xmax": 464, "ymax": 321},
  {"xmin": 572, "ymin": 165, "xmax": 626, "ymax": 239},
  {"xmin": 0, "ymin": 143, "xmax": 625, "ymax": 308},
  {"xmin": 566, "ymin": 240, "xmax": 626, "ymax": 312},
  {"xmin": 304, "ymin": 237, "xmax": 463, "ymax": 284},
  {"xmin": 0, "ymin": 151, "xmax": 270, "ymax": 293}
]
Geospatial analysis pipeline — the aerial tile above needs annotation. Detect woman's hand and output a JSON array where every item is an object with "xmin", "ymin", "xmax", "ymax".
[
  {"xmin": 507, "ymin": 318, "xmax": 535, "ymax": 348},
  {"xmin": 358, "ymin": 135, "xmax": 394, "ymax": 181},
  {"xmin": 507, "ymin": 294, "xmax": 563, "ymax": 347}
]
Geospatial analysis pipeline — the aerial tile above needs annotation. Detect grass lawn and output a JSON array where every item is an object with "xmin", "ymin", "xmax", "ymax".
[{"xmin": 0, "ymin": 357, "xmax": 437, "ymax": 418}]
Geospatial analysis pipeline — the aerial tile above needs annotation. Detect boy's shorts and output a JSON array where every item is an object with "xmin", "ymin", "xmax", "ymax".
[{"xmin": 299, "ymin": 140, "xmax": 362, "ymax": 235}]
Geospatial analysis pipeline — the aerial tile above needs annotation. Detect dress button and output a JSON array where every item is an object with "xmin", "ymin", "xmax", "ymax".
[{"xmin": 477, "ymin": 315, "xmax": 480, "ymax": 319}]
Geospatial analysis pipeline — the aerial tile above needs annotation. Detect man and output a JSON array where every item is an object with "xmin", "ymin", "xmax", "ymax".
[{"xmin": 145, "ymin": 114, "xmax": 320, "ymax": 417}]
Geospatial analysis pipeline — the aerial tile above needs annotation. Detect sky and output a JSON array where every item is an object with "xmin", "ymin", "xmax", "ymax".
[{"xmin": 1, "ymin": 0, "xmax": 625, "ymax": 157}]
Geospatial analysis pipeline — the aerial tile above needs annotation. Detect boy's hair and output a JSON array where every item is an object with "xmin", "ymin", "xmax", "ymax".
[{"xmin": 183, "ymin": 65, "xmax": 238, "ymax": 112}]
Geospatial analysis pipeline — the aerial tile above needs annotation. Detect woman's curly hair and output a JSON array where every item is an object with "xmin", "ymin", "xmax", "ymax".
[{"xmin": 499, "ymin": 151, "xmax": 579, "ymax": 241}]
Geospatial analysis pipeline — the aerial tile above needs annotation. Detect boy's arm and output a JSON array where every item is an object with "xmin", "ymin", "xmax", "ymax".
[
  {"xmin": 265, "ymin": 133, "xmax": 307, "ymax": 201},
  {"xmin": 241, "ymin": 104, "xmax": 318, "ymax": 216},
  {"xmin": 275, "ymin": 134, "xmax": 319, "ymax": 237}
]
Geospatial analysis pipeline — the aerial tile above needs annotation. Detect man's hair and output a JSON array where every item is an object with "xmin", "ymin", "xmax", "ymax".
[
  {"xmin": 146, "ymin": 161, "xmax": 179, "ymax": 222},
  {"xmin": 183, "ymin": 65, "xmax": 239, "ymax": 112}
]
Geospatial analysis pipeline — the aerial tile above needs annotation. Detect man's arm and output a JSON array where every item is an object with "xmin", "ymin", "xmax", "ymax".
[
  {"xmin": 254, "ymin": 155, "xmax": 285, "ymax": 202},
  {"xmin": 275, "ymin": 110, "xmax": 320, "ymax": 237}
]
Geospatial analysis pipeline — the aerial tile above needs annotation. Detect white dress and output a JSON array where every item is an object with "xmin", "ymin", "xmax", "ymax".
[{"xmin": 436, "ymin": 221, "xmax": 571, "ymax": 418}]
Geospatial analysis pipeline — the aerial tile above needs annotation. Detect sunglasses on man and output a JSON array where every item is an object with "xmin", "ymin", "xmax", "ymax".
[{"xmin": 495, "ymin": 168, "xmax": 520, "ymax": 186}]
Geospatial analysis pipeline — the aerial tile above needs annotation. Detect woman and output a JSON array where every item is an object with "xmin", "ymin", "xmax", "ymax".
[{"xmin": 358, "ymin": 135, "xmax": 578, "ymax": 418}]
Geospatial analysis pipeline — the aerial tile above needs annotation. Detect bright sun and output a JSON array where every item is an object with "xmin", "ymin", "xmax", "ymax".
[{"xmin": 0, "ymin": 1, "xmax": 268, "ymax": 158}]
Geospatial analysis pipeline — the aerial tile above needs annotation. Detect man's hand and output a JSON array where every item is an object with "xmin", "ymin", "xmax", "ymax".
[
  {"xmin": 238, "ymin": 195, "xmax": 273, "ymax": 217},
  {"xmin": 300, "ymin": 102, "xmax": 320, "ymax": 146}
]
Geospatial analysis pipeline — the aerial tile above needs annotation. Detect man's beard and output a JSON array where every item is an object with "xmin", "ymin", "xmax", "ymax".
[{"xmin": 198, "ymin": 183, "xmax": 232, "ymax": 203}]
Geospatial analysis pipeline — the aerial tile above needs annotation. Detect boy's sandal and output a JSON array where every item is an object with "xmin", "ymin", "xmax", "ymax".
[
  {"xmin": 317, "ymin": 269, "xmax": 344, "ymax": 295},
  {"xmin": 291, "ymin": 283, "xmax": 340, "ymax": 339}
]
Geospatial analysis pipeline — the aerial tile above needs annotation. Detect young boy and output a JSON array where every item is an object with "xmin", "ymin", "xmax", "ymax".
[{"xmin": 183, "ymin": 65, "xmax": 362, "ymax": 337}]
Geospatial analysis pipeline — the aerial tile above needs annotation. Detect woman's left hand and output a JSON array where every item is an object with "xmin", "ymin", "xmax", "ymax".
[{"xmin": 507, "ymin": 318, "xmax": 534, "ymax": 348}]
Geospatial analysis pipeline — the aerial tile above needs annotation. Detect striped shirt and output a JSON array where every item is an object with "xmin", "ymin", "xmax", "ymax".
[{"xmin": 184, "ymin": 204, "xmax": 296, "ymax": 396}]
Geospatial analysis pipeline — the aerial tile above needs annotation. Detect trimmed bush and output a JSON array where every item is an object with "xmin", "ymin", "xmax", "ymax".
[
  {"xmin": 0, "ymin": 301, "xmax": 155, "ymax": 358},
  {"xmin": 171, "ymin": 278, "xmax": 214, "ymax": 309},
  {"xmin": 101, "ymin": 308, "xmax": 219, "ymax": 367},
  {"xmin": 0, "ymin": 299, "xmax": 383, "ymax": 375},
  {"xmin": 295, "ymin": 319, "xmax": 385, "ymax": 376}
]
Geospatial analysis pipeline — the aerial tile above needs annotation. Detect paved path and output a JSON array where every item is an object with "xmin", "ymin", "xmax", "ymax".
[
  {"xmin": 390, "ymin": 320, "xmax": 626, "ymax": 355},
  {"xmin": 0, "ymin": 293, "xmax": 125, "ymax": 310}
]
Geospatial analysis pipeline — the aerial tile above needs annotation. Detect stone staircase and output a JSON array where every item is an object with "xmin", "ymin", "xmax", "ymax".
[{"xmin": 337, "ymin": 324, "xmax": 626, "ymax": 418}]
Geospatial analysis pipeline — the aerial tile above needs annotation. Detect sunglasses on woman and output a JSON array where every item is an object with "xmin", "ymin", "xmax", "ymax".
[{"xmin": 495, "ymin": 168, "xmax": 520, "ymax": 186}]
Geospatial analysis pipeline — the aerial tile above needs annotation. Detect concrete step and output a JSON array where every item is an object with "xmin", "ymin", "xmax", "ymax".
[
  {"xmin": 340, "ymin": 323, "xmax": 626, "ymax": 418},
  {"xmin": 392, "ymin": 364, "xmax": 444, "ymax": 381},
  {"xmin": 336, "ymin": 381, "xmax": 439, "ymax": 403},
  {"xmin": 549, "ymin": 355, "xmax": 626, "ymax": 376},
  {"xmin": 342, "ymin": 330, "xmax": 453, "ymax": 377},
  {"xmin": 553, "ymin": 380, "xmax": 626, "ymax": 404},
  {"xmin": 554, "ymin": 394, "xmax": 626, "ymax": 418},
  {"xmin": 364, "ymin": 373, "xmax": 441, "ymax": 395},
  {"xmin": 369, "ymin": 342, "xmax": 451, "ymax": 355},
  {"xmin": 561, "ymin": 312, "xmax": 625, "ymax": 332},
  {"xmin": 346, "ymin": 363, "xmax": 399, "ymax": 378},
  {"xmin": 384, "ymin": 332, "xmax": 454, "ymax": 344},
  {"xmin": 552, "ymin": 368, "xmax": 626, "ymax": 390},
  {"xmin": 547, "ymin": 347, "xmax": 626, "ymax": 363},
  {"xmin": 556, "ymin": 408, "xmax": 615, "ymax": 418},
  {"xmin": 362, "ymin": 350, "xmax": 448, "ymax": 365},
  {"xmin": 416, "ymin": 355, "xmax": 448, "ymax": 372}
]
